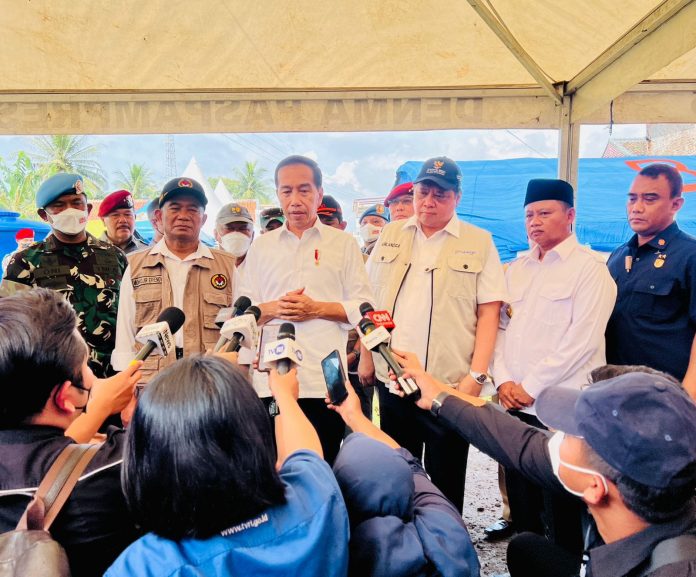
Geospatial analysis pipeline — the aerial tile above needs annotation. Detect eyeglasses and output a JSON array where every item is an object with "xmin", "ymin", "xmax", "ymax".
[
  {"xmin": 390, "ymin": 196, "xmax": 414, "ymax": 206},
  {"xmin": 72, "ymin": 383, "xmax": 92, "ymax": 413}
]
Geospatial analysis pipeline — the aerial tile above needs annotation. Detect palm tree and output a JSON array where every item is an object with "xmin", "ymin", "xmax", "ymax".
[
  {"xmin": 228, "ymin": 161, "xmax": 274, "ymax": 204},
  {"xmin": 0, "ymin": 152, "xmax": 43, "ymax": 219},
  {"xmin": 114, "ymin": 163, "xmax": 158, "ymax": 198},
  {"xmin": 31, "ymin": 135, "xmax": 106, "ymax": 196}
]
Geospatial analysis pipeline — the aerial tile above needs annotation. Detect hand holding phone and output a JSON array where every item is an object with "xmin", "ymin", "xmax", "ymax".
[{"xmin": 321, "ymin": 349, "xmax": 349, "ymax": 406}]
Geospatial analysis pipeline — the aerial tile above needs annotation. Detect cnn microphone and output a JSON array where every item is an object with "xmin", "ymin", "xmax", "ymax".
[
  {"xmin": 214, "ymin": 296, "xmax": 253, "ymax": 352},
  {"xmin": 358, "ymin": 317, "xmax": 419, "ymax": 398},
  {"xmin": 133, "ymin": 307, "xmax": 186, "ymax": 363},
  {"xmin": 224, "ymin": 306, "xmax": 261, "ymax": 353},
  {"xmin": 359, "ymin": 302, "xmax": 395, "ymax": 331}
]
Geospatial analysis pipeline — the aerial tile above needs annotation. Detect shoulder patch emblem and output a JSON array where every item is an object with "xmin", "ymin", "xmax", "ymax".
[{"xmin": 211, "ymin": 273, "xmax": 228, "ymax": 290}]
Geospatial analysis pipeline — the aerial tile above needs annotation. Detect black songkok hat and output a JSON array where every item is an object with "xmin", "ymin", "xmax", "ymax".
[{"xmin": 524, "ymin": 178, "xmax": 574, "ymax": 207}]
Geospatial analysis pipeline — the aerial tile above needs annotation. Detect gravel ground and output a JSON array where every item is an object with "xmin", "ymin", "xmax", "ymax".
[{"xmin": 462, "ymin": 447, "xmax": 510, "ymax": 576}]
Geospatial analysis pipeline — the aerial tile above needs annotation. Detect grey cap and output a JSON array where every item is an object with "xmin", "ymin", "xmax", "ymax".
[{"xmin": 216, "ymin": 203, "xmax": 253, "ymax": 226}]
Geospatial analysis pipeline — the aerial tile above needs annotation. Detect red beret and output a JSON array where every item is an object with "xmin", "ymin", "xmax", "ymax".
[
  {"xmin": 99, "ymin": 190, "xmax": 134, "ymax": 217},
  {"xmin": 15, "ymin": 228, "xmax": 34, "ymax": 241},
  {"xmin": 384, "ymin": 182, "xmax": 414, "ymax": 207}
]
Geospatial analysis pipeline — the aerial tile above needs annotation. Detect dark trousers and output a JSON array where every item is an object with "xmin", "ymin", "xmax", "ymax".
[
  {"xmin": 262, "ymin": 397, "xmax": 345, "ymax": 465},
  {"xmin": 505, "ymin": 411, "xmax": 585, "ymax": 555},
  {"xmin": 377, "ymin": 381, "xmax": 469, "ymax": 511},
  {"xmin": 507, "ymin": 532, "xmax": 581, "ymax": 577}
]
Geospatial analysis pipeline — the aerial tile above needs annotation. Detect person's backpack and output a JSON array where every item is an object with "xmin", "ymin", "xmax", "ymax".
[{"xmin": 0, "ymin": 443, "xmax": 99, "ymax": 577}]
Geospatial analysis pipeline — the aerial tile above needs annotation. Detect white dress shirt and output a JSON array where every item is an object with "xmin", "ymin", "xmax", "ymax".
[
  {"xmin": 492, "ymin": 235, "xmax": 617, "ymax": 414},
  {"xmin": 112, "ymin": 240, "xmax": 218, "ymax": 371},
  {"xmin": 375, "ymin": 214, "xmax": 507, "ymax": 369},
  {"xmin": 237, "ymin": 219, "xmax": 374, "ymax": 398}
]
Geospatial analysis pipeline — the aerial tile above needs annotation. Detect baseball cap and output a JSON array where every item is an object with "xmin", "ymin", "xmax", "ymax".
[
  {"xmin": 216, "ymin": 203, "xmax": 253, "ymax": 227},
  {"xmin": 259, "ymin": 207, "xmax": 285, "ymax": 229},
  {"xmin": 359, "ymin": 204, "xmax": 390, "ymax": 223},
  {"xmin": 317, "ymin": 195, "xmax": 343, "ymax": 221},
  {"xmin": 384, "ymin": 182, "xmax": 413, "ymax": 207},
  {"xmin": 158, "ymin": 177, "xmax": 207, "ymax": 208},
  {"xmin": 536, "ymin": 373, "xmax": 696, "ymax": 488},
  {"xmin": 413, "ymin": 157, "xmax": 462, "ymax": 192},
  {"xmin": 99, "ymin": 190, "xmax": 135, "ymax": 217}
]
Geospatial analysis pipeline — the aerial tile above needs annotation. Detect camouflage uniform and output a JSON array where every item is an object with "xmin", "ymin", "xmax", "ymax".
[
  {"xmin": 2, "ymin": 232, "xmax": 127, "ymax": 377},
  {"xmin": 99, "ymin": 230, "xmax": 149, "ymax": 254}
]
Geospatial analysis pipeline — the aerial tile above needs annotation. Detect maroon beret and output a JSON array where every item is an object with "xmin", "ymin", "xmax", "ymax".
[
  {"xmin": 99, "ymin": 190, "xmax": 134, "ymax": 217},
  {"xmin": 384, "ymin": 182, "xmax": 414, "ymax": 207}
]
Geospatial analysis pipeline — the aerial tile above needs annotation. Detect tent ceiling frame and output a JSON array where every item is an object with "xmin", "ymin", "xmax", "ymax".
[{"xmin": 465, "ymin": 0, "xmax": 563, "ymax": 104}]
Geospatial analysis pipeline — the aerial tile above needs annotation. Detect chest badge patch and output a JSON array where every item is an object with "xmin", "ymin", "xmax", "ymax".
[
  {"xmin": 211, "ymin": 273, "xmax": 228, "ymax": 290},
  {"xmin": 654, "ymin": 252, "xmax": 666, "ymax": 269}
]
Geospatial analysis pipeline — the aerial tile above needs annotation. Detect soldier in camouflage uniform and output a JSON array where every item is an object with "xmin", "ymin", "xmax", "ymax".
[{"xmin": 1, "ymin": 173, "xmax": 127, "ymax": 377}]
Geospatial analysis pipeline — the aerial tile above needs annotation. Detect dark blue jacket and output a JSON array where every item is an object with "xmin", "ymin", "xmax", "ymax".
[{"xmin": 333, "ymin": 434, "xmax": 480, "ymax": 577}]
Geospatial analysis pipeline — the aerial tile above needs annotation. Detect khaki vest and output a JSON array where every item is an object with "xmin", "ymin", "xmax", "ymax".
[
  {"xmin": 128, "ymin": 246, "xmax": 236, "ymax": 381},
  {"xmin": 369, "ymin": 219, "xmax": 493, "ymax": 386}
]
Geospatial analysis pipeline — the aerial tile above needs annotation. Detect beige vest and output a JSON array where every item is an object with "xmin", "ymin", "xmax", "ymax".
[
  {"xmin": 369, "ymin": 219, "xmax": 492, "ymax": 386},
  {"xmin": 128, "ymin": 246, "xmax": 236, "ymax": 381}
]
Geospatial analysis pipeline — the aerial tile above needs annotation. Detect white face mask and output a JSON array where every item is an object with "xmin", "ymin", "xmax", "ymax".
[
  {"xmin": 49, "ymin": 208, "xmax": 88, "ymax": 236},
  {"xmin": 360, "ymin": 223, "xmax": 382, "ymax": 243},
  {"xmin": 548, "ymin": 431, "xmax": 609, "ymax": 498},
  {"xmin": 220, "ymin": 231, "xmax": 252, "ymax": 257}
]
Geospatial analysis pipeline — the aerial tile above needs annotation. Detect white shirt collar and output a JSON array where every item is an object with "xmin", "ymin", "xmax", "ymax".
[
  {"xmin": 529, "ymin": 234, "xmax": 578, "ymax": 262},
  {"xmin": 151, "ymin": 238, "xmax": 213, "ymax": 261},
  {"xmin": 403, "ymin": 214, "xmax": 461, "ymax": 238},
  {"xmin": 279, "ymin": 216, "xmax": 324, "ymax": 240}
]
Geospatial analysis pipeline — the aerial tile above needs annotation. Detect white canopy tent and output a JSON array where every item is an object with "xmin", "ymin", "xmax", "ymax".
[{"xmin": 1, "ymin": 0, "xmax": 696, "ymax": 186}]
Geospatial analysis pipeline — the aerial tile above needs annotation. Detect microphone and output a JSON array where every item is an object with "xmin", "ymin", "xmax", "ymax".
[
  {"xmin": 359, "ymin": 302, "xmax": 396, "ymax": 331},
  {"xmin": 275, "ymin": 323, "xmax": 295, "ymax": 375},
  {"xmin": 222, "ymin": 306, "xmax": 261, "ymax": 353},
  {"xmin": 214, "ymin": 295, "xmax": 252, "ymax": 328},
  {"xmin": 213, "ymin": 296, "xmax": 253, "ymax": 352},
  {"xmin": 358, "ymin": 317, "xmax": 419, "ymax": 398},
  {"xmin": 263, "ymin": 323, "xmax": 303, "ymax": 418},
  {"xmin": 133, "ymin": 307, "xmax": 186, "ymax": 363}
]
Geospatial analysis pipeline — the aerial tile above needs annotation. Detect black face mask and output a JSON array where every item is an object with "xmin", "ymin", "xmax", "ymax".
[{"xmin": 70, "ymin": 371, "xmax": 91, "ymax": 414}]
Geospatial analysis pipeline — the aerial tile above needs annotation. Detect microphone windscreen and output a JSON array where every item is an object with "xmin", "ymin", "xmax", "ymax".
[
  {"xmin": 245, "ymin": 305, "xmax": 261, "ymax": 321},
  {"xmin": 232, "ymin": 295, "xmax": 252, "ymax": 313},
  {"xmin": 157, "ymin": 307, "xmax": 186, "ymax": 334},
  {"xmin": 359, "ymin": 302, "xmax": 374, "ymax": 317},
  {"xmin": 358, "ymin": 317, "xmax": 375, "ymax": 334},
  {"xmin": 278, "ymin": 322, "xmax": 295, "ymax": 341}
]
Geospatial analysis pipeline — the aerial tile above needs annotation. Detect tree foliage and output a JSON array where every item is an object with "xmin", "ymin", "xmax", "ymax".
[
  {"xmin": 114, "ymin": 163, "xmax": 159, "ymax": 198},
  {"xmin": 0, "ymin": 152, "xmax": 43, "ymax": 219}
]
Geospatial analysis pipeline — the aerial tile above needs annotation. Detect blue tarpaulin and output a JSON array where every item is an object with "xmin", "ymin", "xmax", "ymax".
[{"xmin": 395, "ymin": 156, "xmax": 696, "ymax": 262}]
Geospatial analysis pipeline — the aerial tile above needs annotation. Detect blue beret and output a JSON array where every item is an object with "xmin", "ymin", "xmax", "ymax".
[
  {"xmin": 524, "ymin": 178, "xmax": 574, "ymax": 207},
  {"xmin": 36, "ymin": 173, "xmax": 85, "ymax": 208},
  {"xmin": 359, "ymin": 204, "xmax": 390, "ymax": 223}
]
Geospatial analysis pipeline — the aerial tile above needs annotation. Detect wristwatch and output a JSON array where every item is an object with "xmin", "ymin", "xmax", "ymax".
[
  {"xmin": 469, "ymin": 370, "xmax": 490, "ymax": 385},
  {"xmin": 430, "ymin": 391, "xmax": 451, "ymax": 418}
]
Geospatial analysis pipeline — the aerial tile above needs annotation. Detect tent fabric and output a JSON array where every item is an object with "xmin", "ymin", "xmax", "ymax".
[
  {"xmin": 396, "ymin": 156, "xmax": 696, "ymax": 262},
  {"xmin": 0, "ymin": 2, "xmax": 695, "ymax": 134}
]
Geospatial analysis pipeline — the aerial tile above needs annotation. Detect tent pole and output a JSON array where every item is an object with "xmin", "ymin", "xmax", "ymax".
[{"xmin": 558, "ymin": 95, "xmax": 580, "ymax": 217}]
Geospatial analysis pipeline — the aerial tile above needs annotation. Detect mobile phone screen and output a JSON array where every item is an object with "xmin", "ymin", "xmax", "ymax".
[{"xmin": 321, "ymin": 349, "xmax": 349, "ymax": 405}]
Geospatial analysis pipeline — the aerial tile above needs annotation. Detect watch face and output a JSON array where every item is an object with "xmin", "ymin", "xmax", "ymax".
[{"xmin": 475, "ymin": 374, "xmax": 487, "ymax": 384}]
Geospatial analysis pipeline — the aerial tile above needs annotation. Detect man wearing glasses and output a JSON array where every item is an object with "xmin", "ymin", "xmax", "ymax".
[
  {"xmin": 359, "ymin": 156, "xmax": 506, "ymax": 511},
  {"xmin": 98, "ymin": 190, "xmax": 149, "ymax": 254}
]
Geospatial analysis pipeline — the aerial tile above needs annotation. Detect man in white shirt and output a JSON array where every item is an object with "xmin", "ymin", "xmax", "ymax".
[
  {"xmin": 112, "ymin": 177, "xmax": 237, "ymax": 382},
  {"xmin": 237, "ymin": 155, "xmax": 373, "ymax": 464},
  {"xmin": 360, "ymin": 156, "xmax": 507, "ymax": 511},
  {"xmin": 492, "ymin": 178, "xmax": 617, "ymax": 554}
]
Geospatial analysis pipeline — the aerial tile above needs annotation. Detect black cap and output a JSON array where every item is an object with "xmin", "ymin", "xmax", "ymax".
[
  {"xmin": 524, "ymin": 179, "xmax": 574, "ymax": 207},
  {"xmin": 159, "ymin": 177, "xmax": 208, "ymax": 208},
  {"xmin": 317, "ymin": 195, "xmax": 343, "ymax": 220},
  {"xmin": 413, "ymin": 157, "xmax": 462, "ymax": 192},
  {"xmin": 536, "ymin": 373, "xmax": 696, "ymax": 489}
]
